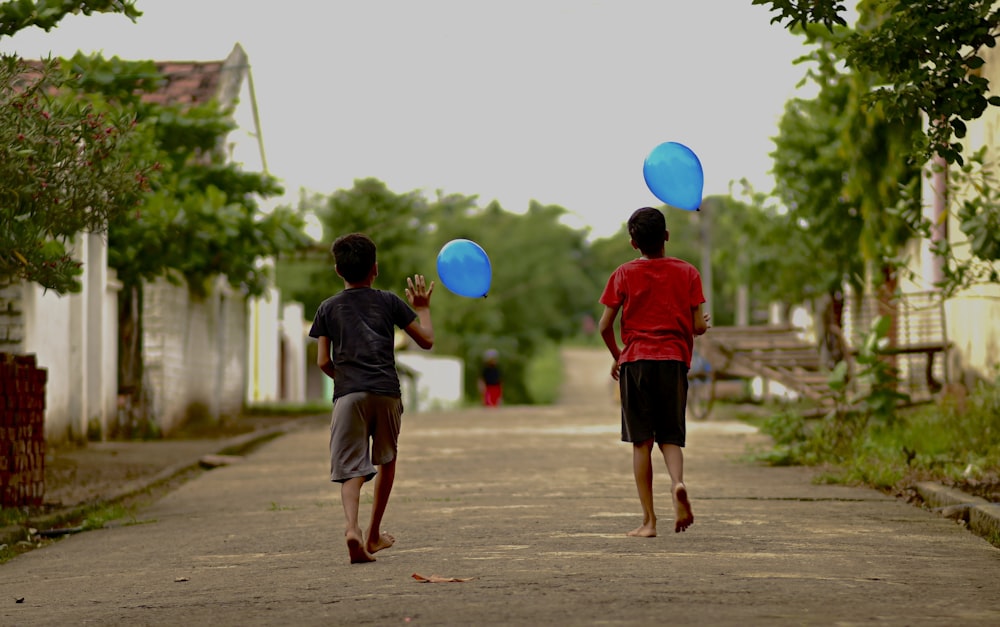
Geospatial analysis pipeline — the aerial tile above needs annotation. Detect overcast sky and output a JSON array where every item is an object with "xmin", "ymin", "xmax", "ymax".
[{"xmin": 2, "ymin": 0, "xmax": 817, "ymax": 238}]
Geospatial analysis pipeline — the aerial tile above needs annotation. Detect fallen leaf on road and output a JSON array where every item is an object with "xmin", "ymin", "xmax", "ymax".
[
  {"xmin": 174, "ymin": 577, "xmax": 190, "ymax": 583},
  {"xmin": 412, "ymin": 573, "xmax": 475, "ymax": 583}
]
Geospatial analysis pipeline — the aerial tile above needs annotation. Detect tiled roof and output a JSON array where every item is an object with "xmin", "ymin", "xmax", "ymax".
[
  {"xmin": 18, "ymin": 44, "xmax": 246, "ymax": 108},
  {"xmin": 143, "ymin": 60, "xmax": 226, "ymax": 106}
]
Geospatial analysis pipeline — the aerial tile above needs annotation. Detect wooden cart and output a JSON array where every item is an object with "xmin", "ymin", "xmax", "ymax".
[
  {"xmin": 687, "ymin": 325, "xmax": 831, "ymax": 420},
  {"xmin": 687, "ymin": 291, "xmax": 952, "ymax": 420}
]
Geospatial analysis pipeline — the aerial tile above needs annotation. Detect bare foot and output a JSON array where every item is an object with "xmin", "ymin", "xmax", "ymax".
[
  {"xmin": 673, "ymin": 484, "xmax": 694, "ymax": 533},
  {"xmin": 626, "ymin": 523, "xmax": 657, "ymax": 538},
  {"xmin": 346, "ymin": 528, "xmax": 375, "ymax": 564},
  {"xmin": 366, "ymin": 531, "xmax": 395, "ymax": 554}
]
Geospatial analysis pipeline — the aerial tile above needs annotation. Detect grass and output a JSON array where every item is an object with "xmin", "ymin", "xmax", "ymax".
[
  {"xmin": 0, "ymin": 507, "xmax": 29, "ymax": 528},
  {"xmin": 244, "ymin": 401, "xmax": 331, "ymax": 416},
  {"xmin": 0, "ymin": 502, "xmax": 152, "ymax": 564},
  {"xmin": 525, "ymin": 341, "xmax": 564, "ymax": 404},
  {"xmin": 81, "ymin": 503, "xmax": 150, "ymax": 530},
  {"xmin": 746, "ymin": 375, "xmax": 1000, "ymax": 498}
]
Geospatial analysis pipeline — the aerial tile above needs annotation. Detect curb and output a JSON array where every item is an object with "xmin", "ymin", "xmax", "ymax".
[
  {"xmin": 1, "ymin": 417, "xmax": 312, "ymax": 551},
  {"xmin": 914, "ymin": 481, "xmax": 1000, "ymax": 548}
]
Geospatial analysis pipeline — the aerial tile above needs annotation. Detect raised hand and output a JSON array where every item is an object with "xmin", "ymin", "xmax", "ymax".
[{"xmin": 405, "ymin": 274, "xmax": 434, "ymax": 309}]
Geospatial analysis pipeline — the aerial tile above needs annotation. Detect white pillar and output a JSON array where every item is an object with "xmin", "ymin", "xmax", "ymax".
[
  {"xmin": 280, "ymin": 302, "xmax": 306, "ymax": 403},
  {"xmin": 921, "ymin": 156, "xmax": 947, "ymax": 289},
  {"xmin": 247, "ymin": 287, "xmax": 281, "ymax": 403},
  {"xmin": 736, "ymin": 285, "xmax": 749, "ymax": 326},
  {"xmin": 769, "ymin": 302, "xmax": 786, "ymax": 326},
  {"xmin": 68, "ymin": 235, "xmax": 89, "ymax": 441},
  {"xmin": 104, "ymin": 269, "xmax": 122, "ymax": 432},
  {"xmin": 85, "ymin": 232, "xmax": 108, "ymax": 439}
]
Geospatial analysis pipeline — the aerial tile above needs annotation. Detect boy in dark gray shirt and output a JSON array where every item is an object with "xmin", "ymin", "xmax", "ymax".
[{"xmin": 309, "ymin": 233, "xmax": 435, "ymax": 563}]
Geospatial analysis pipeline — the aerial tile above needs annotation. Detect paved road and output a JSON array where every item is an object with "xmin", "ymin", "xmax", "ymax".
[{"xmin": 2, "ymin": 348, "xmax": 999, "ymax": 626}]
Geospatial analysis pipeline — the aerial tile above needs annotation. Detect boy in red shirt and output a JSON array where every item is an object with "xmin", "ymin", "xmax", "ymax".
[{"xmin": 598, "ymin": 207, "xmax": 710, "ymax": 536}]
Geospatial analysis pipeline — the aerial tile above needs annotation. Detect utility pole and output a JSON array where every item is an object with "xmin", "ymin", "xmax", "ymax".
[{"xmin": 699, "ymin": 198, "xmax": 714, "ymax": 322}]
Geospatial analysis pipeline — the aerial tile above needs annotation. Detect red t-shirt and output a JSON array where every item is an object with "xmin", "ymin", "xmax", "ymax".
[{"xmin": 599, "ymin": 257, "xmax": 705, "ymax": 367}]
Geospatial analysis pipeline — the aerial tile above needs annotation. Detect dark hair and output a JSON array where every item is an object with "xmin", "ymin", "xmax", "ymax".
[
  {"xmin": 627, "ymin": 207, "xmax": 666, "ymax": 255},
  {"xmin": 332, "ymin": 233, "xmax": 376, "ymax": 283}
]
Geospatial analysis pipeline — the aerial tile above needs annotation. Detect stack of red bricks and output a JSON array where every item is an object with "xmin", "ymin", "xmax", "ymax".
[{"xmin": 0, "ymin": 352, "xmax": 47, "ymax": 508}]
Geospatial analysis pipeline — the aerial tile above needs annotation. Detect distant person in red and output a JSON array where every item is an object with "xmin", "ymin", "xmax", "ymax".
[{"xmin": 478, "ymin": 349, "xmax": 503, "ymax": 407}]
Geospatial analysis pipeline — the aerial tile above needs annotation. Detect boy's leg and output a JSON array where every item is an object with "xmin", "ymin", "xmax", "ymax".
[
  {"xmin": 628, "ymin": 438, "xmax": 658, "ymax": 537},
  {"xmin": 365, "ymin": 395, "xmax": 403, "ymax": 554},
  {"xmin": 659, "ymin": 443, "xmax": 694, "ymax": 532},
  {"xmin": 341, "ymin": 477, "xmax": 375, "ymax": 563},
  {"xmin": 366, "ymin": 457, "xmax": 397, "ymax": 554}
]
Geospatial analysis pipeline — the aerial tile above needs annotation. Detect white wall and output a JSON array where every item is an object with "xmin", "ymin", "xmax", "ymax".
[
  {"xmin": 21, "ymin": 283, "xmax": 73, "ymax": 441},
  {"xmin": 280, "ymin": 302, "xmax": 306, "ymax": 403},
  {"xmin": 143, "ymin": 277, "xmax": 248, "ymax": 434},
  {"xmin": 246, "ymin": 287, "xmax": 281, "ymax": 403},
  {"xmin": 396, "ymin": 352, "xmax": 464, "ymax": 412},
  {"xmin": 10, "ymin": 233, "xmax": 119, "ymax": 443}
]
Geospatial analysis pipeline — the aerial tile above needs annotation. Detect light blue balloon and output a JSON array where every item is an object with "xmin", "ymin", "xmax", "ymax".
[
  {"xmin": 436, "ymin": 239, "xmax": 492, "ymax": 298},
  {"xmin": 642, "ymin": 142, "xmax": 704, "ymax": 211}
]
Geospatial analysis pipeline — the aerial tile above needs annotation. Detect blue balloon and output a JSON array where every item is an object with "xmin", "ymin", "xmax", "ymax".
[
  {"xmin": 436, "ymin": 239, "xmax": 492, "ymax": 298},
  {"xmin": 642, "ymin": 142, "xmax": 704, "ymax": 211}
]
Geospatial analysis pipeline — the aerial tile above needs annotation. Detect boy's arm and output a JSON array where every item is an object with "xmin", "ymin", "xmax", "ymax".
[
  {"xmin": 598, "ymin": 305, "xmax": 622, "ymax": 380},
  {"xmin": 316, "ymin": 336, "xmax": 336, "ymax": 379},
  {"xmin": 693, "ymin": 302, "xmax": 710, "ymax": 336},
  {"xmin": 404, "ymin": 274, "xmax": 435, "ymax": 350}
]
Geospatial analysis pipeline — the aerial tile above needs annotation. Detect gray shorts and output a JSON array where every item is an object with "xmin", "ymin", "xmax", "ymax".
[{"xmin": 329, "ymin": 392, "xmax": 403, "ymax": 483}]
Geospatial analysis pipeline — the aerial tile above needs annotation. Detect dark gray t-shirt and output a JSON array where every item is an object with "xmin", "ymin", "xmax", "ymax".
[{"xmin": 308, "ymin": 287, "xmax": 417, "ymax": 400}]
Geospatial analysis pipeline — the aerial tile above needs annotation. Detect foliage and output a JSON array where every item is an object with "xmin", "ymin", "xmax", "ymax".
[
  {"xmin": 756, "ymin": 315, "xmax": 909, "ymax": 468},
  {"xmin": 892, "ymin": 146, "xmax": 1000, "ymax": 295},
  {"xmin": 0, "ymin": 55, "xmax": 152, "ymax": 292},
  {"xmin": 756, "ymin": 372, "xmax": 1000, "ymax": 494},
  {"xmin": 756, "ymin": 0, "xmax": 1000, "ymax": 166},
  {"xmin": 523, "ymin": 341, "xmax": 563, "ymax": 405},
  {"xmin": 427, "ymin": 198, "xmax": 601, "ymax": 403},
  {"xmin": 772, "ymin": 14, "xmax": 918, "ymax": 289},
  {"xmin": 0, "ymin": 0, "xmax": 140, "ymax": 39},
  {"xmin": 848, "ymin": 0, "xmax": 1000, "ymax": 166},
  {"xmin": 51, "ymin": 53, "xmax": 312, "ymax": 296},
  {"xmin": 707, "ymin": 188, "xmax": 834, "ymax": 320},
  {"xmin": 752, "ymin": 0, "xmax": 848, "ymax": 30},
  {"xmin": 830, "ymin": 315, "xmax": 910, "ymax": 421},
  {"xmin": 277, "ymin": 179, "xmax": 602, "ymax": 404},
  {"xmin": 282, "ymin": 178, "xmax": 434, "ymax": 318}
]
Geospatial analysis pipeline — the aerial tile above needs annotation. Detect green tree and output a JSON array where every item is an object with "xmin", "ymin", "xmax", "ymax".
[
  {"xmin": 770, "ymin": 13, "xmax": 918, "ymax": 329},
  {"xmin": 426, "ymin": 199, "xmax": 601, "ymax": 403},
  {"xmin": 0, "ymin": 0, "xmax": 141, "ymax": 37},
  {"xmin": 278, "ymin": 179, "xmax": 603, "ymax": 405},
  {"xmin": 39, "ymin": 53, "xmax": 313, "ymax": 296},
  {"xmin": 754, "ymin": 0, "xmax": 1000, "ymax": 166},
  {"xmin": 761, "ymin": 0, "xmax": 1000, "ymax": 298},
  {"xmin": 0, "ymin": 55, "xmax": 151, "ymax": 293},
  {"xmin": 0, "ymin": 1, "xmax": 149, "ymax": 292},
  {"xmin": 46, "ymin": 53, "xmax": 312, "ymax": 419},
  {"xmin": 280, "ymin": 178, "xmax": 433, "ymax": 320}
]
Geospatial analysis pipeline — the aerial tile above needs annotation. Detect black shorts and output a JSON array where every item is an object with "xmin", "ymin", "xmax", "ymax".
[{"xmin": 619, "ymin": 360, "xmax": 688, "ymax": 446}]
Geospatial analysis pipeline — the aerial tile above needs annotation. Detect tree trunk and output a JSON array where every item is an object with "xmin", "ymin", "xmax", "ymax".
[
  {"xmin": 876, "ymin": 263, "xmax": 900, "ymax": 387},
  {"xmin": 116, "ymin": 283, "xmax": 150, "ymax": 438}
]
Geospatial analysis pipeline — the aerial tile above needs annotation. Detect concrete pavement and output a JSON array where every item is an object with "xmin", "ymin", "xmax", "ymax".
[{"xmin": 2, "ymin": 348, "xmax": 999, "ymax": 626}]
